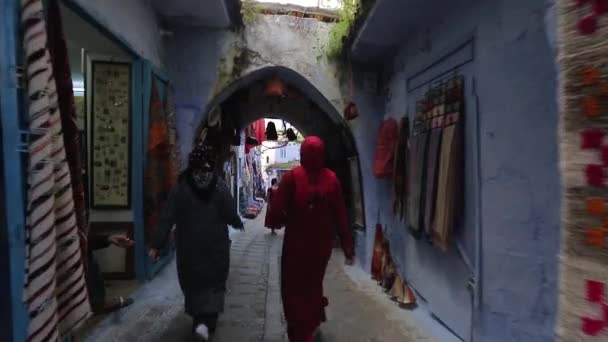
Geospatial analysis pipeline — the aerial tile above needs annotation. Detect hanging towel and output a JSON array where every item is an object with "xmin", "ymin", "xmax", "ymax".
[{"xmin": 21, "ymin": 0, "xmax": 92, "ymax": 339}]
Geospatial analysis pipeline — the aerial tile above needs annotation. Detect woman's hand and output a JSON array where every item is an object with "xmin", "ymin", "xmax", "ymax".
[
  {"xmin": 148, "ymin": 248, "xmax": 160, "ymax": 262},
  {"xmin": 108, "ymin": 234, "xmax": 134, "ymax": 248}
]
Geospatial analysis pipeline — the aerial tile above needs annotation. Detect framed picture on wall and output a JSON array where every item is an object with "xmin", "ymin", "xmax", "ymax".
[
  {"xmin": 90, "ymin": 61, "xmax": 132, "ymax": 209},
  {"xmin": 89, "ymin": 222, "xmax": 135, "ymax": 280},
  {"xmin": 349, "ymin": 156, "xmax": 365, "ymax": 229}
]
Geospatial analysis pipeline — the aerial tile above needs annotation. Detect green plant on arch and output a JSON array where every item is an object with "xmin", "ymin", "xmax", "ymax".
[{"xmin": 325, "ymin": 0, "xmax": 359, "ymax": 60}]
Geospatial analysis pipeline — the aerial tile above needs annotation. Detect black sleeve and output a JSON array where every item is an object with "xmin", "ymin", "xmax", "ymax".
[
  {"xmin": 221, "ymin": 185, "xmax": 243, "ymax": 229},
  {"xmin": 150, "ymin": 185, "xmax": 179, "ymax": 249},
  {"xmin": 89, "ymin": 234, "xmax": 111, "ymax": 250}
]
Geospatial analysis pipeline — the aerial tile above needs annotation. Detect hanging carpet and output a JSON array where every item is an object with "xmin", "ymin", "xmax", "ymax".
[
  {"xmin": 144, "ymin": 80, "xmax": 177, "ymax": 242},
  {"xmin": 21, "ymin": 0, "xmax": 92, "ymax": 339},
  {"xmin": 165, "ymin": 87, "xmax": 182, "ymax": 172},
  {"xmin": 557, "ymin": 0, "xmax": 608, "ymax": 340},
  {"xmin": 373, "ymin": 118, "xmax": 399, "ymax": 178}
]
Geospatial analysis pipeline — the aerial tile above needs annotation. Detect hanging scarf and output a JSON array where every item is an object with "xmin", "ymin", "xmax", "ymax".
[{"xmin": 21, "ymin": 0, "xmax": 91, "ymax": 339}]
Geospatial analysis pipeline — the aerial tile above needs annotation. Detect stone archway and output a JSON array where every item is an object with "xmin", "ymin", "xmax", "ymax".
[{"xmin": 195, "ymin": 65, "xmax": 362, "ymax": 231}]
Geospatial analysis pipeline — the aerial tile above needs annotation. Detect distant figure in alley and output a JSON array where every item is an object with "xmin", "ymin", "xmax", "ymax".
[
  {"xmin": 268, "ymin": 136, "xmax": 355, "ymax": 342},
  {"xmin": 148, "ymin": 142, "xmax": 244, "ymax": 342},
  {"xmin": 265, "ymin": 177, "xmax": 280, "ymax": 234}
]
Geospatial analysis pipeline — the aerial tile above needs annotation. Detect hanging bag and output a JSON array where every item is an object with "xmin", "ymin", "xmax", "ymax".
[{"xmin": 373, "ymin": 118, "xmax": 399, "ymax": 178}]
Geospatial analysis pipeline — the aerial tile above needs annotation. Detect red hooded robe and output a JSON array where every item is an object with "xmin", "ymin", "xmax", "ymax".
[{"xmin": 268, "ymin": 136, "xmax": 354, "ymax": 342}]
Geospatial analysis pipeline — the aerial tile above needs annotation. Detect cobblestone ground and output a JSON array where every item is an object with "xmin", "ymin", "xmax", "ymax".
[{"xmin": 78, "ymin": 211, "xmax": 433, "ymax": 342}]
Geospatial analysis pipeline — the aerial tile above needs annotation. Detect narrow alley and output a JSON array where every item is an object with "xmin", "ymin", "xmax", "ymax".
[{"xmin": 77, "ymin": 211, "xmax": 447, "ymax": 342}]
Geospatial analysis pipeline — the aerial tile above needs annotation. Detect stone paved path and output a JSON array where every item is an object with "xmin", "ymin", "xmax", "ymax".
[{"xmin": 78, "ymin": 211, "xmax": 435, "ymax": 342}]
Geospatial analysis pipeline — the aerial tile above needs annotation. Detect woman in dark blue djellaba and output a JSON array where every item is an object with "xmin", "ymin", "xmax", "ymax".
[{"xmin": 148, "ymin": 143, "xmax": 244, "ymax": 341}]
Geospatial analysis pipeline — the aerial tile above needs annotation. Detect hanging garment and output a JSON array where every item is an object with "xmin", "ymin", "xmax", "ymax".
[
  {"xmin": 393, "ymin": 117, "xmax": 409, "ymax": 219},
  {"xmin": 373, "ymin": 119, "xmax": 399, "ymax": 178},
  {"xmin": 22, "ymin": 0, "xmax": 92, "ymax": 339},
  {"xmin": 252, "ymin": 119, "xmax": 266, "ymax": 145},
  {"xmin": 267, "ymin": 137, "xmax": 354, "ymax": 342},
  {"xmin": 432, "ymin": 78, "xmax": 465, "ymax": 252},
  {"xmin": 144, "ymin": 81, "xmax": 176, "ymax": 243},
  {"xmin": 47, "ymin": 0, "xmax": 89, "ymax": 260},
  {"xmin": 371, "ymin": 224, "xmax": 385, "ymax": 281},
  {"xmin": 407, "ymin": 116, "xmax": 429, "ymax": 239}
]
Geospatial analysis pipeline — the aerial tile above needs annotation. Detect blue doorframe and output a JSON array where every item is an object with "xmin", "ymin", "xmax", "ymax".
[{"xmin": 0, "ymin": 0, "xmax": 28, "ymax": 341}]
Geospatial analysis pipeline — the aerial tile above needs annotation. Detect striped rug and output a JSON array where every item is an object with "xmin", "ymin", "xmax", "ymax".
[
  {"xmin": 557, "ymin": 0, "xmax": 608, "ymax": 340},
  {"xmin": 21, "ymin": 0, "xmax": 91, "ymax": 340}
]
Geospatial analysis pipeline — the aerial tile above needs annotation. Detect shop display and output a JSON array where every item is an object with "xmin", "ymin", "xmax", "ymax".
[
  {"xmin": 90, "ymin": 61, "xmax": 131, "ymax": 208},
  {"xmin": 21, "ymin": 0, "xmax": 91, "ymax": 338},
  {"xmin": 557, "ymin": 0, "xmax": 608, "ymax": 339},
  {"xmin": 405, "ymin": 77, "xmax": 464, "ymax": 250}
]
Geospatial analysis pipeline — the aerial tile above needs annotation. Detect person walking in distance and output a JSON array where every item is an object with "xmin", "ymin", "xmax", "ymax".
[
  {"xmin": 148, "ymin": 143, "xmax": 244, "ymax": 341},
  {"xmin": 265, "ymin": 178, "xmax": 280, "ymax": 234},
  {"xmin": 267, "ymin": 136, "xmax": 354, "ymax": 342}
]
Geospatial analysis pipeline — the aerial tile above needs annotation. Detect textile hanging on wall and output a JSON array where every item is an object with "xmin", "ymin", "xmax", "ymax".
[
  {"xmin": 144, "ymin": 80, "xmax": 176, "ymax": 242},
  {"xmin": 21, "ymin": 0, "xmax": 92, "ymax": 339},
  {"xmin": 393, "ymin": 117, "xmax": 409, "ymax": 219},
  {"xmin": 432, "ymin": 77, "xmax": 464, "ymax": 252},
  {"xmin": 424, "ymin": 86, "xmax": 446, "ymax": 240},
  {"xmin": 373, "ymin": 118, "xmax": 399, "ymax": 178},
  {"xmin": 165, "ymin": 87, "xmax": 182, "ymax": 172},
  {"xmin": 557, "ymin": 1, "xmax": 608, "ymax": 340},
  {"xmin": 46, "ymin": 0, "xmax": 89, "ymax": 259},
  {"xmin": 407, "ymin": 106, "xmax": 430, "ymax": 239}
]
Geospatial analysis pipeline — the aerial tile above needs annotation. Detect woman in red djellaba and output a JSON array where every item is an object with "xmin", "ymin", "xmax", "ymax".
[
  {"xmin": 268, "ymin": 136, "xmax": 354, "ymax": 342},
  {"xmin": 265, "ymin": 178, "xmax": 280, "ymax": 234}
]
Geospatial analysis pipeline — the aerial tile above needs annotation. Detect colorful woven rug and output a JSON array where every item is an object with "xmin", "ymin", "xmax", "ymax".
[{"xmin": 557, "ymin": 0, "xmax": 608, "ymax": 339}]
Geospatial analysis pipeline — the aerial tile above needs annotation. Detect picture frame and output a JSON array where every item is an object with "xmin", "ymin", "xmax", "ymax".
[
  {"xmin": 89, "ymin": 61, "xmax": 132, "ymax": 209},
  {"xmin": 89, "ymin": 221, "xmax": 135, "ymax": 280},
  {"xmin": 348, "ymin": 156, "xmax": 366, "ymax": 229}
]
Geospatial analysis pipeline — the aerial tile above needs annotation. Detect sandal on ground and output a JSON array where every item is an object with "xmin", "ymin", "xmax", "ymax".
[{"xmin": 94, "ymin": 296, "xmax": 134, "ymax": 315}]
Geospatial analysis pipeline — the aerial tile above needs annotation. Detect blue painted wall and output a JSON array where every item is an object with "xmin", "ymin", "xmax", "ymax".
[
  {"xmin": 165, "ymin": 26, "xmax": 229, "ymax": 165},
  {"xmin": 69, "ymin": 0, "xmax": 165, "ymax": 67},
  {"xmin": 365, "ymin": 0, "xmax": 560, "ymax": 340}
]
